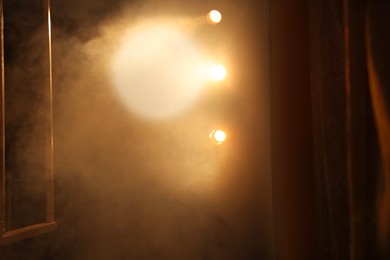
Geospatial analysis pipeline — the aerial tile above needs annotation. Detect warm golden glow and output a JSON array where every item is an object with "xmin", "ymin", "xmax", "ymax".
[
  {"xmin": 210, "ymin": 129, "xmax": 227, "ymax": 144},
  {"xmin": 207, "ymin": 10, "xmax": 222, "ymax": 25},
  {"xmin": 111, "ymin": 21, "xmax": 209, "ymax": 120},
  {"xmin": 211, "ymin": 64, "xmax": 227, "ymax": 81}
]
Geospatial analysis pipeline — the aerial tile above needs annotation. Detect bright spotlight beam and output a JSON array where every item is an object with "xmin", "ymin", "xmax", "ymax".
[{"xmin": 111, "ymin": 20, "xmax": 209, "ymax": 121}]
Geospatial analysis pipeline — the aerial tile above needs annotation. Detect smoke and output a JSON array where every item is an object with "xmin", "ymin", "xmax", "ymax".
[
  {"xmin": 5, "ymin": 0, "xmax": 273, "ymax": 259},
  {"xmin": 4, "ymin": 0, "xmax": 52, "ymax": 230}
]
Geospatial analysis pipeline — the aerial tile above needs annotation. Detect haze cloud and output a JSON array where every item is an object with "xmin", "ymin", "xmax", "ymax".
[{"xmin": 4, "ymin": 0, "xmax": 272, "ymax": 259}]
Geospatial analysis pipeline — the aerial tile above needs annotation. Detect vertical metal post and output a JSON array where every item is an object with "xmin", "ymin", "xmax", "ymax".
[
  {"xmin": 45, "ymin": 0, "xmax": 55, "ymax": 224},
  {"xmin": 0, "ymin": 0, "xmax": 5, "ymax": 237}
]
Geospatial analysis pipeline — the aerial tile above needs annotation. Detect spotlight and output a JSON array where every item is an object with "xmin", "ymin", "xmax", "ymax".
[
  {"xmin": 111, "ymin": 21, "xmax": 208, "ymax": 120},
  {"xmin": 211, "ymin": 64, "xmax": 227, "ymax": 81},
  {"xmin": 210, "ymin": 129, "xmax": 227, "ymax": 145},
  {"xmin": 207, "ymin": 10, "xmax": 222, "ymax": 25}
]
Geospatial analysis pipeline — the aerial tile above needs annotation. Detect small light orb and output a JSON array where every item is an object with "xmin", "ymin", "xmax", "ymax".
[
  {"xmin": 210, "ymin": 129, "xmax": 227, "ymax": 144},
  {"xmin": 207, "ymin": 10, "xmax": 222, "ymax": 25},
  {"xmin": 211, "ymin": 64, "xmax": 227, "ymax": 81}
]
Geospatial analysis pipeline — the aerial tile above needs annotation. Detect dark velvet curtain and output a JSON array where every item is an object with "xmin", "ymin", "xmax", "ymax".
[
  {"xmin": 342, "ymin": 0, "xmax": 390, "ymax": 259},
  {"xmin": 271, "ymin": 0, "xmax": 390, "ymax": 259},
  {"xmin": 310, "ymin": 0, "xmax": 390, "ymax": 259},
  {"xmin": 363, "ymin": 0, "xmax": 390, "ymax": 258}
]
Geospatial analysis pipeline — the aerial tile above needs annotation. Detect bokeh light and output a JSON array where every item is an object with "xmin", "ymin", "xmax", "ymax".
[
  {"xmin": 211, "ymin": 64, "xmax": 227, "ymax": 81},
  {"xmin": 207, "ymin": 10, "xmax": 222, "ymax": 25},
  {"xmin": 210, "ymin": 129, "xmax": 227, "ymax": 144},
  {"xmin": 111, "ymin": 21, "xmax": 209, "ymax": 120}
]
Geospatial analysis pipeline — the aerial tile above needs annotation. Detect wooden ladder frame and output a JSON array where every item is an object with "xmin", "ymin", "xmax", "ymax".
[{"xmin": 0, "ymin": 0, "xmax": 57, "ymax": 245}]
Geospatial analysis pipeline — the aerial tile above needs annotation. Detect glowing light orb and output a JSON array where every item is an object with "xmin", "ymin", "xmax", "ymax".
[
  {"xmin": 111, "ymin": 21, "xmax": 208, "ymax": 120},
  {"xmin": 207, "ymin": 10, "xmax": 222, "ymax": 25},
  {"xmin": 210, "ymin": 129, "xmax": 227, "ymax": 144},
  {"xmin": 211, "ymin": 64, "xmax": 227, "ymax": 81}
]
